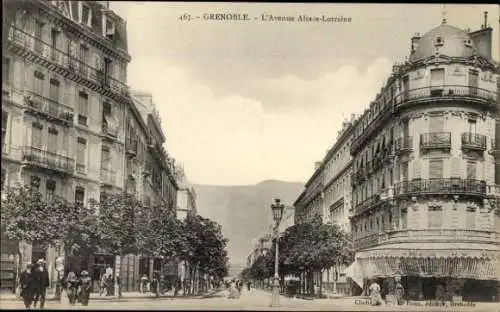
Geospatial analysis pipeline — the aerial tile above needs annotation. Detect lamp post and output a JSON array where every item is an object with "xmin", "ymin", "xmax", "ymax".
[{"xmin": 270, "ymin": 198, "xmax": 284, "ymax": 308}]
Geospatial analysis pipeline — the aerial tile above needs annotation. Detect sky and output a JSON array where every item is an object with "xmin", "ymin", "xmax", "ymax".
[{"xmin": 110, "ymin": 2, "xmax": 499, "ymax": 186}]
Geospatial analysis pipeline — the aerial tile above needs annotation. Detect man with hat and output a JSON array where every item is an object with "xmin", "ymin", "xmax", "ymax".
[
  {"xmin": 33, "ymin": 259, "xmax": 50, "ymax": 309},
  {"xmin": 19, "ymin": 264, "xmax": 36, "ymax": 308},
  {"xmin": 78, "ymin": 270, "xmax": 92, "ymax": 306}
]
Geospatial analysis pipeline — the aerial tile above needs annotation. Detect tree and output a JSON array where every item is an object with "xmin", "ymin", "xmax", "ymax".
[
  {"xmin": 96, "ymin": 192, "xmax": 144, "ymax": 296},
  {"xmin": 1, "ymin": 185, "xmax": 60, "ymax": 258}
]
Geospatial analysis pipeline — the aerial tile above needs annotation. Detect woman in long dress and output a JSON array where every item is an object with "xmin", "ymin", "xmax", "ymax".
[{"xmin": 369, "ymin": 280, "xmax": 384, "ymax": 306}]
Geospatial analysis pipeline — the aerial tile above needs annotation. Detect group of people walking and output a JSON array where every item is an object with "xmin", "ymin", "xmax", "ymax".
[
  {"xmin": 18, "ymin": 259, "xmax": 94, "ymax": 308},
  {"xmin": 226, "ymin": 279, "xmax": 251, "ymax": 299},
  {"xmin": 18, "ymin": 259, "xmax": 50, "ymax": 309}
]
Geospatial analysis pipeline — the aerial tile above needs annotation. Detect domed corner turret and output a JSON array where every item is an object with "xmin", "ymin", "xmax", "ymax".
[{"xmin": 409, "ymin": 24, "xmax": 477, "ymax": 62}]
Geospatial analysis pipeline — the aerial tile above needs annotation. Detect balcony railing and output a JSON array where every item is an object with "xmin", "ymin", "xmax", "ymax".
[
  {"xmin": 394, "ymin": 85, "xmax": 498, "ymax": 108},
  {"xmin": 354, "ymin": 194, "xmax": 381, "ymax": 215},
  {"xmin": 24, "ymin": 91, "xmax": 74, "ymax": 124},
  {"xmin": 395, "ymin": 136, "xmax": 413, "ymax": 154},
  {"xmin": 394, "ymin": 179, "xmax": 487, "ymax": 197},
  {"xmin": 461, "ymin": 133, "xmax": 487, "ymax": 151},
  {"xmin": 420, "ymin": 132, "xmax": 451, "ymax": 150},
  {"xmin": 100, "ymin": 168, "xmax": 116, "ymax": 186},
  {"xmin": 354, "ymin": 229, "xmax": 497, "ymax": 251},
  {"xmin": 7, "ymin": 25, "xmax": 127, "ymax": 95},
  {"xmin": 22, "ymin": 146, "xmax": 74, "ymax": 173}
]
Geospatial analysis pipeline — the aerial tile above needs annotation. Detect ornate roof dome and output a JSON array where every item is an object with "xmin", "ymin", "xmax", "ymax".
[{"xmin": 410, "ymin": 24, "xmax": 476, "ymax": 61}]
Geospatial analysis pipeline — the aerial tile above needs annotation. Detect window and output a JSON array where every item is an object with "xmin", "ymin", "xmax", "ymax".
[
  {"xmin": 31, "ymin": 123, "xmax": 43, "ymax": 148},
  {"xmin": 34, "ymin": 21, "xmax": 43, "ymax": 53},
  {"xmin": 78, "ymin": 91, "xmax": 88, "ymax": 125},
  {"xmin": 466, "ymin": 206, "xmax": 476, "ymax": 229},
  {"xmin": 104, "ymin": 58, "xmax": 112, "ymax": 84},
  {"xmin": 2, "ymin": 57, "xmax": 10, "ymax": 84},
  {"xmin": 75, "ymin": 186, "xmax": 85, "ymax": 207},
  {"xmin": 47, "ymin": 127, "xmax": 58, "ymax": 154},
  {"xmin": 82, "ymin": 4, "xmax": 92, "ymax": 27},
  {"xmin": 430, "ymin": 68, "xmax": 445, "ymax": 87},
  {"xmin": 34, "ymin": 71, "xmax": 45, "ymax": 95},
  {"xmin": 80, "ymin": 45, "xmax": 89, "ymax": 76},
  {"xmin": 1, "ymin": 169, "xmax": 5, "ymax": 190},
  {"xmin": 103, "ymin": 101, "xmax": 112, "ymax": 117},
  {"xmin": 106, "ymin": 20, "xmax": 115, "ymax": 40},
  {"xmin": 76, "ymin": 137, "xmax": 86, "ymax": 173},
  {"xmin": 401, "ymin": 162, "xmax": 409, "ymax": 181},
  {"xmin": 466, "ymin": 161, "xmax": 477, "ymax": 180},
  {"xmin": 46, "ymin": 180, "xmax": 56, "ymax": 202},
  {"xmin": 429, "ymin": 159, "xmax": 444, "ymax": 179},
  {"xmin": 428, "ymin": 204, "xmax": 443, "ymax": 228},
  {"xmin": 50, "ymin": 29, "xmax": 59, "ymax": 61},
  {"xmin": 2, "ymin": 111, "xmax": 8, "ymax": 152},
  {"xmin": 101, "ymin": 146, "xmax": 110, "ymax": 169},
  {"xmin": 49, "ymin": 79, "xmax": 60, "ymax": 115},
  {"xmin": 468, "ymin": 119, "xmax": 477, "ymax": 134}
]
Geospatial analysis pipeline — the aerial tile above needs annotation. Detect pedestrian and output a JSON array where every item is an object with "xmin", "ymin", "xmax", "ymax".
[
  {"xmin": 32, "ymin": 259, "xmax": 50, "ymax": 309},
  {"xmin": 65, "ymin": 271, "xmax": 80, "ymax": 305},
  {"xmin": 435, "ymin": 284, "xmax": 445, "ymax": 305},
  {"xmin": 247, "ymin": 280, "xmax": 251, "ymax": 291},
  {"xmin": 368, "ymin": 280, "xmax": 384, "ymax": 306},
  {"xmin": 174, "ymin": 278, "xmax": 181, "ymax": 297},
  {"xmin": 140, "ymin": 274, "xmax": 148, "ymax": 293},
  {"xmin": 78, "ymin": 270, "xmax": 92, "ymax": 306},
  {"xmin": 19, "ymin": 264, "xmax": 36, "ymax": 309},
  {"xmin": 394, "ymin": 277, "xmax": 404, "ymax": 305}
]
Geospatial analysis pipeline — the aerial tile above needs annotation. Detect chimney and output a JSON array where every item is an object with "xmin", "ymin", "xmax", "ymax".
[
  {"xmin": 469, "ymin": 13, "xmax": 493, "ymax": 59},
  {"xmin": 314, "ymin": 161, "xmax": 322, "ymax": 170},
  {"xmin": 410, "ymin": 33, "xmax": 421, "ymax": 54}
]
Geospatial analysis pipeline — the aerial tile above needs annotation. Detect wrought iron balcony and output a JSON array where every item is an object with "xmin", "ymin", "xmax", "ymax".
[
  {"xmin": 394, "ymin": 85, "xmax": 498, "ymax": 110},
  {"xmin": 395, "ymin": 136, "xmax": 413, "ymax": 155},
  {"xmin": 461, "ymin": 133, "xmax": 487, "ymax": 151},
  {"xmin": 354, "ymin": 194, "xmax": 381, "ymax": 215},
  {"xmin": 420, "ymin": 132, "xmax": 451, "ymax": 151},
  {"xmin": 24, "ymin": 91, "xmax": 74, "ymax": 125},
  {"xmin": 100, "ymin": 168, "xmax": 116, "ymax": 186},
  {"xmin": 354, "ymin": 229, "xmax": 497, "ymax": 251},
  {"xmin": 394, "ymin": 178, "xmax": 487, "ymax": 198},
  {"xmin": 22, "ymin": 146, "xmax": 74, "ymax": 174},
  {"xmin": 6, "ymin": 26, "xmax": 127, "ymax": 96},
  {"xmin": 125, "ymin": 139, "xmax": 138, "ymax": 157}
]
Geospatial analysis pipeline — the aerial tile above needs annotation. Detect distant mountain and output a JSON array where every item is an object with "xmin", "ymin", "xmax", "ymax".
[{"xmin": 193, "ymin": 180, "xmax": 304, "ymax": 265}]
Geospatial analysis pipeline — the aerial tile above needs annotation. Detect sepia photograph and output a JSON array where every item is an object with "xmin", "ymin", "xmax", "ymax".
[{"xmin": 0, "ymin": 1, "xmax": 499, "ymax": 310}]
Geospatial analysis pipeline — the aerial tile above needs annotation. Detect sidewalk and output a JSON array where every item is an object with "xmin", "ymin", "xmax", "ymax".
[{"xmin": 0, "ymin": 288, "xmax": 222, "ymax": 302}]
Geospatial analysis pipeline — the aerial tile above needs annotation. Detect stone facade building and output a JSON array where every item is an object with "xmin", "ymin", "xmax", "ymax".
[
  {"xmin": 1, "ymin": 0, "xmax": 178, "ymax": 293},
  {"xmin": 349, "ymin": 18, "xmax": 499, "ymax": 301}
]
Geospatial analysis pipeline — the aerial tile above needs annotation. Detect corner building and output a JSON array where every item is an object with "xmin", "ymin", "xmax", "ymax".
[{"xmin": 350, "ymin": 20, "xmax": 500, "ymax": 301}]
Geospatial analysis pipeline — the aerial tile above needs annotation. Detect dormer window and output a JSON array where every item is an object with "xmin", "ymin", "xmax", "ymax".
[
  {"xmin": 81, "ymin": 4, "xmax": 92, "ymax": 27},
  {"xmin": 434, "ymin": 36, "xmax": 444, "ymax": 47},
  {"xmin": 106, "ymin": 19, "xmax": 116, "ymax": 41}
]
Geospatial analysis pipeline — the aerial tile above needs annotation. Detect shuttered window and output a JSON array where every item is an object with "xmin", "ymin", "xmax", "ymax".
[
  {"xmin": 429, "ymin": 159, "xmax": 443, "ymax": 179},
  {"xmin": 430, "ymin": 68, "xmax": 445, "ymax": 87},
  {"xmin": 76, "ymin": 137, "xmax": 86, "ymax": 172},
  {"xmin": 101, "ymin": 146, "xmax": 110, "ymax": 169},
  {"xmin": 31, "ymin": 123, "xmax": 43, "ymax": 148},
  {"xmin": 47, "ymin": 128, "xmax": 58, "ymax": 153},
  {"xmin": 466, "ymin": 161, "xmax": 477, "ymax": 179}
]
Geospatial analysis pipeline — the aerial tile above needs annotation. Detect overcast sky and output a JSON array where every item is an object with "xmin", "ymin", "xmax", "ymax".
[{"xmin": 111, "ymin": 3, "xmax": 499, "ymax": 186}]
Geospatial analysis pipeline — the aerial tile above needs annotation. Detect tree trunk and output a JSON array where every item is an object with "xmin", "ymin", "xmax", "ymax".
[
  {"xmin": 115, "ymin": 253, "xmax": 123, "ymax": 299},
  {"xmin": 319, "ymin": 269, "xmax": 323, "ymax": 297}
]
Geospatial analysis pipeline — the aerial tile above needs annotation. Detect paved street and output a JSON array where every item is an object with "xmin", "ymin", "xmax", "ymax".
[{"xmin": 1, "ymin": 289, "xmax": 498, "ymax": 311}]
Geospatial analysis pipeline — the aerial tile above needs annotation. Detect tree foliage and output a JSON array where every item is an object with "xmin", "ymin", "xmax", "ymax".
[
  {"xmin": 247, "ymin": 215, "xmax": 354, "ymax": 281},
  {"xmin": 96, "ymin": 192, "xmax": 143, "ymax": 257},
  {"xmin": 1, "ymin": 186, "xmax": 60, "ymax": 249}
]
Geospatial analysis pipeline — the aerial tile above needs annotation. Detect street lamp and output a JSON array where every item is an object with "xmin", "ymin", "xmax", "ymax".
[{"xmin": 270, "ymin": 198, "xmax": 284, "ymax": 308}]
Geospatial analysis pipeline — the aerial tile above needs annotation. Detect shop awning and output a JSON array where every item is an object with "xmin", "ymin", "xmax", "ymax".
[{"xmin": 345, "ymin": 260, "xmax": 364, "ymax": 289}]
